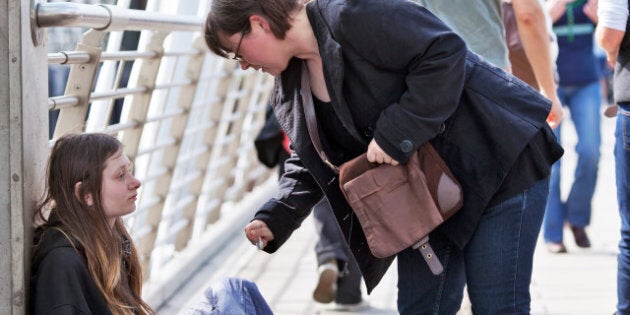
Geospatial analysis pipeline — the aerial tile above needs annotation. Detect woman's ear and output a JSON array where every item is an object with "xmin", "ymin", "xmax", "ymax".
[
  {"xmin": 74, "ymin": 181, "xmax": 94, "ymax": 206},
  {"xmin": 249, "ymin": 15, "xmax": 271, "ymax": 33}
]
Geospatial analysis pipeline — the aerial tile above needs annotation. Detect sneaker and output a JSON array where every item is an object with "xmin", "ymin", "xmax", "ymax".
[
  {"xmin": 571, "ymin": 226, "xmax": 592, "ymax": 248},
  {"xmin": 313, "ymin": 260, "xmax": 338, "ymax": 303},
  {"xmin": 331, "ymin": 300, "xmax": 370, "ymax": 312},
  {"xmin": 546, "ymin": 242, "xmax": 567, "ymax": 254}
]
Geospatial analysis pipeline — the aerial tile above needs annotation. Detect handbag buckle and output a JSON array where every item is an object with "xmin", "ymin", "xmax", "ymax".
[{"xmin": 412, "ymin": 236, "xmax": 444, "ymax": 275}]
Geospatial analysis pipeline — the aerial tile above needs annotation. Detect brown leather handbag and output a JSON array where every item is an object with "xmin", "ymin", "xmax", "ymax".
[
  {"xmin": 300, "ymin": 63, "xmax": 463, "ymax": 275},
  {"xmin": 337, "ymin": 143, "xmax": 463, "ymax": 274}
]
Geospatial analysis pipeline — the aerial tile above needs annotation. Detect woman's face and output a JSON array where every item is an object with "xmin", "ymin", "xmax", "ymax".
[
  {"xmin": 100, "ymin": 150, "xmax": 141, "ymax": 225},
  {"xmin": 224, "ymin": 17, "xmax": 291, "ymax": 76}
]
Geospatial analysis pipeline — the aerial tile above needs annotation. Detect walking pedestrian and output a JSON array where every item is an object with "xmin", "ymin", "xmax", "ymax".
[
  {"xmin": 417, "ymin": 0, "xmax": 563, "ymax": 129},
  {"xmin": 544, "ymin": 0, "xmax": 601, "ymax": 253},
  {"xmin": 596, "ymin": 0, "xmax": 630, "ymax": 312}
]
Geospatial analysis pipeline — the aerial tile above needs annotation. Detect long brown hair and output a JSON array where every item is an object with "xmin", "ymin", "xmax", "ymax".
[
  {"xmin": 204, "ymin": 0, "xmax": 305, "ymax": 58},
  {"xmin": 33, "ymin": 133, "xmax": 155, "ymax": 315}
]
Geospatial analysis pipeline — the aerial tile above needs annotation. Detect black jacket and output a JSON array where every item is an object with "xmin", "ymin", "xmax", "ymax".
[
  {"xmin": 253, "ymin": 0, "xmax": 563, "ymax": 292},
  {"xmin": 30, "ymin": 228, "xmax": 111, "ymax": 314}
]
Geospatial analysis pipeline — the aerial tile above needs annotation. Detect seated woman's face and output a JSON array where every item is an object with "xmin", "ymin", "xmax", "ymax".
[{"xmin": 100, "ymin": 150, "xmax": 141, "ymax": 224}]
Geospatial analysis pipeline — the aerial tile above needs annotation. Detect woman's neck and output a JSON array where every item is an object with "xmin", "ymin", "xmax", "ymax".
[{"xmin": 286, "ymin": 6, "xmax": 320, "ymax": 61}]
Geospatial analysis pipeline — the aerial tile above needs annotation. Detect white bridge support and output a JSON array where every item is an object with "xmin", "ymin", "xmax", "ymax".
[{"xmin": 1, "ymin": 0, "xmax": 48, "ymax": 313}]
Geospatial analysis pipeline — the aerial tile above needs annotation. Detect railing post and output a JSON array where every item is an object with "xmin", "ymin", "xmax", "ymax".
[
  {"xmin": 195, "ymin": 61, "xmax": 240, "ymax": 228},
  {"xmin": 161, "ymin": 36, "xmax": 208, "ymax": 252},
  {"xmin": 226, "ymin": 73, "xmax": 275, "ymax": 201},
  {"xmin": 1, "ymin": 0, "xmax": 48, "ymax": 313},
  {"xmin": 52, "ymin": 30, "xmax": 105, "ymax": 138},
  {"xmin": 119, "ymin": 30, "xmax": 168, "ymax": 276}
]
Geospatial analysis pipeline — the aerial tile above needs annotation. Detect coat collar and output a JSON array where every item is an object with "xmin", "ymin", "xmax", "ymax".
[{"xmin": 305, "ymin": 1, "xmax": 366, "ymax": 145}]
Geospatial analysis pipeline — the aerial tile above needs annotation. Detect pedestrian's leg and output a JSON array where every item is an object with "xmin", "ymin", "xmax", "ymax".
[
  {"xmin": 565, "ymin": 82, "xmax": 602, "ymax": 232},
  {"xmin": 313, "ymin": 199, "xmax": 364, "ymax": 306},
  {"xmin": 312, "ymin": 199, "xmax": 344, "ymax": 304},
  {"xmin": 466, "ymin": 179, "xmax": 548, "ymax": 314},
  {"xmin": 544, "ymin": 157, "xmax": 565, "ymax": 243},
  {"xmin": 544, "ymin": 120, "xmax": 566, "ymax": 248},
  {"xmin": 313, "ymin": 199, "xmax": 347, "ymax": 265},
  {"xmin": 334, "ymin": 239, "xmax": 363, "ymax": 305},
  {"xmin": 616, "ymin": 104, "xmax": 630, "ymax": 314}
]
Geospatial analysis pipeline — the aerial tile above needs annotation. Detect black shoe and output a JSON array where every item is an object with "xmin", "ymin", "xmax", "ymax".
[{"xmin": 571, "ymin": 226, "xmax": 591, "ymax": 248}]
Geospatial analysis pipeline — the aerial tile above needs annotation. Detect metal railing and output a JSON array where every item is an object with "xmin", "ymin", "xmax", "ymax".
[
  {"xmin": 34, "ymin": 1, "xmax": 276, "ymax": 309},
  {"xmin": 36, "ymin": 2, "xmax": 203, "ymax": 31}
]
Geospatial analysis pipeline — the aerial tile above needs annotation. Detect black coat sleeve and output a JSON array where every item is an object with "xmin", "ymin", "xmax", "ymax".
[{"xmin": 253, "ymin": 150, "xmax": 324, "ymax": 253}]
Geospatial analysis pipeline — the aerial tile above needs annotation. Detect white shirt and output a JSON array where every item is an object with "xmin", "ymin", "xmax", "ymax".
[{"xmin": 598, "ymin": 0, "xmax": 629, "ymax": 31}]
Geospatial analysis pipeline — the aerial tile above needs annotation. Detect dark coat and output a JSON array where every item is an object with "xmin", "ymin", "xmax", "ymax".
[
  {"xmin": 253, "ymin": 0, "xmax": 563, "ymax": 292},
  {"xmin": 29, "ymin": 228, "xmax": 111, "ymax": 314}
]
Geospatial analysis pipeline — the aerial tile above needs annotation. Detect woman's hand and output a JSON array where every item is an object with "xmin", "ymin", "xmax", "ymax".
[
  {"xmin": 244, "ymin": 220, "xmax": 274, "ymax": 250},
  {"xmin": 546, "ymin": 94, "xmax": 564, "ymax": 129},
  {"xmin": 366, "ymin": 139, "xmax": 399, "ymax": 166},
  {"xmin": 583, "ymin": 0, "xmax": 598, "ymax": 23},
  {"xmin": 547, "ymin": 0, "xmax": 571, "ymax": 22}
]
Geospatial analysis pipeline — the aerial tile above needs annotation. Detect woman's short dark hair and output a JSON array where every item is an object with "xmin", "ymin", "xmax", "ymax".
[{"xmin": 204, "ymin": 0, "xmax": 303, "ymax": 58}]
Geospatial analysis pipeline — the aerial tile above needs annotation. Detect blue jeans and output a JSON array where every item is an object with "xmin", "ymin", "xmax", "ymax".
[
  {"xmin": 186, "ymin": 277, "xmax": 273, "ymax": 315},
  {"xmin": 544, "ymin": 81, "xmax": 602, "ymax": 243},
  {"xmin": 616, "ymin": 104, "xmax": 630, "ymax": 314},
  {"xmin": 397, "ymin": 179, "xmax": 549, "ymax": 315}
]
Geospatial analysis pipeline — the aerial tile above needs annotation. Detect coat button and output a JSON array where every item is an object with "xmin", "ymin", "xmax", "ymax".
[
  {"xmin": 363, "ymin": 127, "xmax": 374, "ymax": 138},
  {"xmin": 400, "ymin": 140, "xmax": 413, "ymax": 153}
]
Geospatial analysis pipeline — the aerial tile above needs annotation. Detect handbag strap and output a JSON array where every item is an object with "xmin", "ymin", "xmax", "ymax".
[{"xmin": 300, "ymin": 61, "xmax": 339, "ymax": 173}]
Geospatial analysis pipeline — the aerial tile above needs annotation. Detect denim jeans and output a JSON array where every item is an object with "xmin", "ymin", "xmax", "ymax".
[
  {"xmin": 397, "ymin": 179, "xmax": 549, "ymax": 315},
  {"xmin": 544, "ymin": 81, "xmax": 602, "ymax": 243},
  {"xmin": 616, "ymin": 104, "xmax": 630, "ymax": 314},
  {"xmin": 186, "ymin": 277, "xmax": 273, "ymax": 315}
]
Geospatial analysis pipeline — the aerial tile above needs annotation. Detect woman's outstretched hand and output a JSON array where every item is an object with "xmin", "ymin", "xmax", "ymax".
[
  {"xmin": 366, "ymin": 139, "xmax": 399, "ymax": 166},
  {"xmin": 244, "ymin": 220, "xmax": 274, "ymax": 250}
]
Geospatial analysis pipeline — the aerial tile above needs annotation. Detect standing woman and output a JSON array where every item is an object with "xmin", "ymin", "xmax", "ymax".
[
  {"xmin": 30, "ymin": 133, "xmax": 155, "ymax": 315},
  {"xmin": 205, "ymin": 0, "xmax": 563, "ymax": 313}
]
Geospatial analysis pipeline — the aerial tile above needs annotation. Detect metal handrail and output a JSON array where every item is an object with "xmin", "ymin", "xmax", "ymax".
[
  {"xmin": 48, "ymin": 51, "xmax": 91, "ymax": 64},
  {"xmin": 36, "ymin": 2, "xmax": 203, "ymax": 32}
]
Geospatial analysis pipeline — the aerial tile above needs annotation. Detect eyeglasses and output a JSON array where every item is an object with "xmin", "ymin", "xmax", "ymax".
[{"xmin": 228, "ymin": 28, "xmax": 247, "ymax": 62}]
